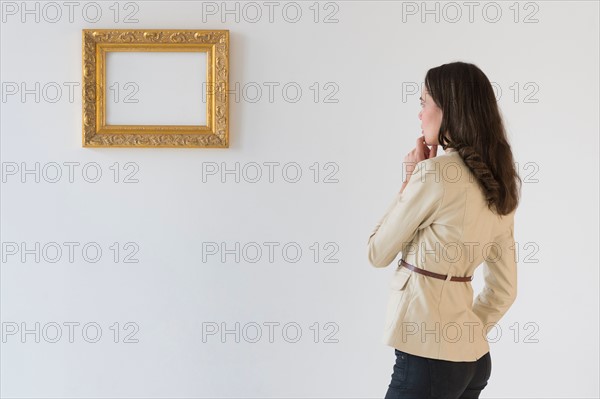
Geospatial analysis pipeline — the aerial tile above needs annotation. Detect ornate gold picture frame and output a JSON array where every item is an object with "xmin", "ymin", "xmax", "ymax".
[{"xmin": 82, "ymin": 29, "xmax": 229, "ymax": 148}]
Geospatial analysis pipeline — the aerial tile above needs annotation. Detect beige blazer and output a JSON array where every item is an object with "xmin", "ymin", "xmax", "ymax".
[{"xmin": 367, "ymin": 149, "xmax": 517, "ymax": 362}]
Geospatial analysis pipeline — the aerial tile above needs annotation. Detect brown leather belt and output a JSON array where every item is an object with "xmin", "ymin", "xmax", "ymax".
[{"xmin": 399, "ymin": 259, "xmax": 473, "ymax": 282}]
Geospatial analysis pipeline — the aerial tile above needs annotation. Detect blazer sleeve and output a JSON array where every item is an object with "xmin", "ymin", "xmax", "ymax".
[
  {"xmin": 367, "ymin": 160, "xmax": 445, "ymax": 268},
  {"xmin": 472, "ymin": 221, "xmax": 518, "ymax": 329}
]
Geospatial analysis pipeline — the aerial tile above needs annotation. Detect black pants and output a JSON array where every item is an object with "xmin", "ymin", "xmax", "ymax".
[{"xmin": 384, "ymin": 349, "xmax": 492, "ymax": 399}]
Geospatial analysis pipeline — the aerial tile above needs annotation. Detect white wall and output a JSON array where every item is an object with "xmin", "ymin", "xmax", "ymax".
[{"xmin": 1, "ymin": 1, "xmax": 598, "ymax": 398}]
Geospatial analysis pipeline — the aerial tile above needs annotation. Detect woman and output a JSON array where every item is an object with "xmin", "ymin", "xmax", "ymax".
[{"xmin": 367, "ymin": 62, "xmax": 522, "ymax": 398}]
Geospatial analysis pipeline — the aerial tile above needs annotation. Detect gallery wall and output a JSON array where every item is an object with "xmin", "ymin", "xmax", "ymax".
[{"xmin": 1, "ymin": 1, "xmax": 598, "ymax": 397}]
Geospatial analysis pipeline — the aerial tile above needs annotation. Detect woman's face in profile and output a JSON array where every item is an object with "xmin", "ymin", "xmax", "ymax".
[{"xmin": 419, "ymin": 86, "xmax": 443, "ymax": 145}]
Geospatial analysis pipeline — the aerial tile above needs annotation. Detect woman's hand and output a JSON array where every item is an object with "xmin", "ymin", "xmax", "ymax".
[{"xmin": 400, "ymin": 137, "xmax": 438, "ymax": 193}]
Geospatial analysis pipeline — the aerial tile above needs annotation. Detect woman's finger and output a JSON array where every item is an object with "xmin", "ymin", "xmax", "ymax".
[
  {"xmin": 428, "ymin": 144, "xmax": 438, "ymax": 158},
  {"xmin": 420, "ymin": 138, "xmax": 431, "ymax": 159}
]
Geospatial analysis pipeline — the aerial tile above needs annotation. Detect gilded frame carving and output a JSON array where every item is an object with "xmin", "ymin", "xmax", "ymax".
[{"xmin": 82, "ymin": 29, "xmax": 229, "ymax": 148}]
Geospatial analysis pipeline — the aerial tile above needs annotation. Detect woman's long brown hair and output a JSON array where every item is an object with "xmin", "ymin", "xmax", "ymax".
[{"xmin": 425, "ymin": 62, "xmax": 522, "ymax": 216}]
